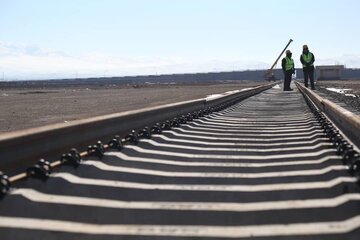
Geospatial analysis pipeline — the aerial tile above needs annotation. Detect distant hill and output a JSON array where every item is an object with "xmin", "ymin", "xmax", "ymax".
[{"xmin": 1, "ymin": 68, "xmax": 359, "ymax": 88}]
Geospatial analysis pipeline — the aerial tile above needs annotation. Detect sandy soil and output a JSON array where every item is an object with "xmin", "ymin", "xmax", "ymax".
[{"xmin": 0, "ymin": 81, "xmax": 264, "ymax": 133}]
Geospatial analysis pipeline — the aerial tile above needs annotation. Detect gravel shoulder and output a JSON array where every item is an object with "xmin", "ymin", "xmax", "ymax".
[{"xmin": 315, "ymin": 80, "xmax": 360, "ymax": 114}]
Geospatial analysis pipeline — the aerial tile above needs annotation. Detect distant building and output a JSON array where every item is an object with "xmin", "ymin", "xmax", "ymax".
[{"xmin": 316, "ymin": 65, "xmax": 345, "ymax": 80}]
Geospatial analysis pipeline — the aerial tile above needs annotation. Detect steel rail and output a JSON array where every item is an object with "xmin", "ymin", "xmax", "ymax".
[{"xmin": 295, "ymin": 81, "xmax": 360, "ymax": 148}]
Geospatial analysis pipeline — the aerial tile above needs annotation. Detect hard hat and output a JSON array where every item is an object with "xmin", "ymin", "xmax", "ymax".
[
  {"xmin": 286, "ymin": 50, "xmax": 292, "ymax": 54},
  {"xmin": 303, "ymin": 44, "xmax": 308, "ymax": 49}
]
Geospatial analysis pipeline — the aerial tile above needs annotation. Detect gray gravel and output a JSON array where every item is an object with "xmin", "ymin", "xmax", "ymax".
[{"xmin": 316, "ymin": 80, "xmax": 360, "ymax": 114}]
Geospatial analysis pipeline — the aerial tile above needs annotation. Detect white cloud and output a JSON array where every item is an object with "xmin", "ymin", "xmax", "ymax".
[
  {"xmin": 0, "ymin": 42, "xmax": 269, "ymax": 80},
  {"xmin": 1, "ymin": 41, "xmax": 359, "ymax": 80},
  {"xmin": 314, "ymin": 54, "xmax": 360, "ymax": 68}
]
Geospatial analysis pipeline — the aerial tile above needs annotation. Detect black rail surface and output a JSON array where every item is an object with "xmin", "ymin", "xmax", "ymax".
[{"xmin": 0, "ymin": 84, "xmax": 360, "ymax": 239}]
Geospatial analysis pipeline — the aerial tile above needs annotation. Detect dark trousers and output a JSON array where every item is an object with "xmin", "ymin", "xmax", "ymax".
[
  {"xmin": 283, "ymin": 70, "xmax": 292, "ymax": 90},
  {"xmin": 303, "ymin": 66, "xmax": 315, "ymax": 89}
]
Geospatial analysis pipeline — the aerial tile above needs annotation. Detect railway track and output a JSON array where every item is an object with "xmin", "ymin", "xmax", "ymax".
[{"xmin": 0, "ymin": 81, "xmax": 360, "ymax": 239}]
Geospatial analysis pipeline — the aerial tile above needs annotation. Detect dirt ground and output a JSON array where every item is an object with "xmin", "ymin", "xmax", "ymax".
[{"xmin": 0, "ymin": 81, "xmax": 265, "ymax": 133}]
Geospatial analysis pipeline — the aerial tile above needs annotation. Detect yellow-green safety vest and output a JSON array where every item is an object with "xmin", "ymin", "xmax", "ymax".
[
  {"xmin": 302, "ymin": 53, "xmax": 313, "ymax": 67},
  {"xmin": 285, "ymin": 57, "xmax": 294, "ymax": 71}
]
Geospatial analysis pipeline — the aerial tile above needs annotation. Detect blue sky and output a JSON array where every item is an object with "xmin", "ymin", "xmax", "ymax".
[{"xmin": 0, "ymin": 0, "xmax": 359, "ymax": 80}]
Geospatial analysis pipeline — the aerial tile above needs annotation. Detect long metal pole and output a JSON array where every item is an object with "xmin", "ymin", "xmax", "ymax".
[
  {"xmin": 270, "ymin": 39, "xmax": 293, "ymax": 70},
  {"xmin": 265, "ymin": 39, "xmax": 293, "ymax": 80}
]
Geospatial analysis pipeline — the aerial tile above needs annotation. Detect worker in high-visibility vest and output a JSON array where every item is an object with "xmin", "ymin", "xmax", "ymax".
[
  {"xmin": 281, "ymin": 50, "xmax": 295, "ymax": 91},
  {"xmin": 300, "ymin": 44, "xmax": 315, "ymax": 90}
]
